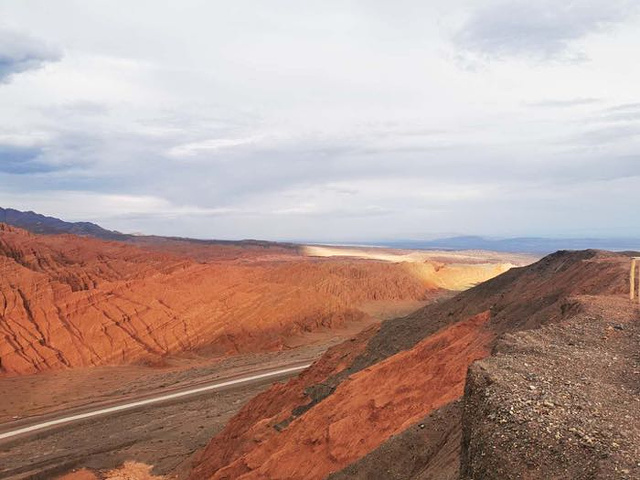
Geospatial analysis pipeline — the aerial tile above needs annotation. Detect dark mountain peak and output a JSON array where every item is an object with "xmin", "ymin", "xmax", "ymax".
[{"xmin": 0, "ymin": 207, "xmax": 128, "ymax": 241}]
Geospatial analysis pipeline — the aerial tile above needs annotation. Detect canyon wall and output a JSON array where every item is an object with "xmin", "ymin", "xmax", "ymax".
[{"xmin": 0, "ymin": 224, "xmax": 513, "ymax": 376}]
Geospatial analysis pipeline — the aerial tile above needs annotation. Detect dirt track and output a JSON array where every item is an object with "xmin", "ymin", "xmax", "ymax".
[{"xmin": 0, "ymin": 345, "xmax": 329, "ymax": 480}]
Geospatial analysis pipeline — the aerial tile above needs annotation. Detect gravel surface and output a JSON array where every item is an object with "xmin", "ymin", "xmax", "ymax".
[{"xmin": 462, "ymin": 295, "xmax": 640, "ymax": 479}]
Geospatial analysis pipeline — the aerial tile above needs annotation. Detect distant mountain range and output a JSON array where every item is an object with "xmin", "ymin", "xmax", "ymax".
[
  {"xmin": 0, "ymin": 207, "xmax": 295, "ymax": 249},
  {"xmin": 371, "ymin": 236, "xmax": 640, "ymax": 254},
  {"xmin": 0, "ymin": 207, "xmax": 128, "ymax": 240},
  {"xmin": 2, "ymin": 207, "xmax": 638, "ymax": 253}
]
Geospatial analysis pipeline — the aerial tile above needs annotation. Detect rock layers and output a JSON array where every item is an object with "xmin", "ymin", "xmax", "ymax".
[
  {"xmin": 0, "ymin": 224, "xmax": 516, "ymax": 376},
  {"xmin": 0, "ymin": 225, "xmax": 416, "ymax": 375}
]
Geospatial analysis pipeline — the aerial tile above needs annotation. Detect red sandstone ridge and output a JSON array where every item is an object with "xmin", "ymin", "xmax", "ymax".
[
  {"xmin": 0, "ymin": 225, "xmax": 424, "ymax": 375},
  {"xmin": 191, "ymin": 312, "xmax": 492, "ymax": 479},
  {"xmin": 1, "ymin": 224, "xmax": 511, "ymax": 376},
  {"xmin": 188, "ymin": 250, "xmax": 633, "ymax": 480}
]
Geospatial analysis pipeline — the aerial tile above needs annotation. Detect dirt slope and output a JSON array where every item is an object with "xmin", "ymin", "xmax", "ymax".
[
  {"xmin": 194, "ymin": 312, "xmax": 492, "ymax": 479},
  {"xmin": 188, "ymin": 250, "xmax": 634, "ymax": 480},
  {"xmin": 327, "ymin": 400, "xmax": 462, "ymax": 480}
]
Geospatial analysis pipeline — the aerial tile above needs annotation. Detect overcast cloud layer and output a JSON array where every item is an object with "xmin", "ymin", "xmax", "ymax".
[{"xmin": 0, "ymin": 0, "xmax": 639, "ymax": 241}]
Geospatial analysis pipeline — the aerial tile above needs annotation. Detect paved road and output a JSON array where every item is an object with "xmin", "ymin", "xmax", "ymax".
[{"xmin": 0, "ymin": 363, "xmax": 310, "ymax": 442}]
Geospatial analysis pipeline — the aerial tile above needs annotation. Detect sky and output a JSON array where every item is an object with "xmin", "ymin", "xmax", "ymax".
[{"xmin": 0, "ymin": 0, "xmax": 639, "ymax": 241}]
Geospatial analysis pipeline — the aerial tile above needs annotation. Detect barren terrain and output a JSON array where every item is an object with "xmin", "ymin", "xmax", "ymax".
[
  {"xmin": 0, "ymin": 330, "xmax": 365, "ymax": 480},
  {"xmin": 461, "ymin": 295, "xmax": 640, "ymax": 479},
  {"xmin": 4, "ymin": 246, "xmax": 635, "ymax": 479},
  {"xmin": 0, "ymin": 224, "xmax": 532, "ymax": 479},
  {"xmin": 187, "ymin": 250, "xmax": 638, "ymax": 480}
]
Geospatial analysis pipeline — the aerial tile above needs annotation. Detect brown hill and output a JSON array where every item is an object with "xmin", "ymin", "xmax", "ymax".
[
  {"xmin": 188, "ymin": 250, "xmax": 635, "ymax": 479},
  {"xmin": 0, "ymin": 224, "xmax": 515, "ymax": 376}
]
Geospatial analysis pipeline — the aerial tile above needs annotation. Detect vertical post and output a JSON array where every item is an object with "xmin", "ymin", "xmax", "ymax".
[
  {"xmin": 632, "ymin": 258, "xmax": 637, "ymax": 301},
  {"xmin": 637, "ymin": 259, "xmax": 640, "ymax": 304}
]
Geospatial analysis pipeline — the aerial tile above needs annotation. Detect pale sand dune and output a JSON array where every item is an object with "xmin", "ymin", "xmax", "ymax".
[
  {"xmin": 303, "ymin": 245, "xmax": 535, "ymax": 264},
  {"xmin": 405, "ymin": 261, "xmax": 514, "ymax": 291},
  {"xmin": 303, "ymin": 245, "xmax": 537, "ymax": 291}
]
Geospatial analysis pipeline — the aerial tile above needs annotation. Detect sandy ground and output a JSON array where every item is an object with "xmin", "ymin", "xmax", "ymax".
[
  {"xmin": 59, "ymin": 462, "xmax": 165, "ymax": 480},
  {"xmin": 0, "ymin": 347, "xmax": 320, "ymax": 424},
  {"xmin": 304, "ymin": 245, "xmax": 538, "ymax": 291},
  {"xmin": 303, "ymin": 245, "xmax": 536, "ymax": 265},
  {"xmin": 358, "ymin": 299, "xmax": 435, "ymax": 322}
]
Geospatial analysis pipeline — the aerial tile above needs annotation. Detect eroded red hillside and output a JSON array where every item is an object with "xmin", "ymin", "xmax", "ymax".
[
  {"xmin": 191, "ymin": 312, "xmax": 492, "ymax": 479},
  {"xmin": 1, "ymin": 224, "xmax": 500, "ymax": 376}
]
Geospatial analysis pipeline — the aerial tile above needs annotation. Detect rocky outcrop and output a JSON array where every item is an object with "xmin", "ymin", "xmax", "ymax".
[
  {"xmin": 460, "ymin": 296, "xmax": 640, "ymax": 480},
  {"xmin": 190, "ymin": 312, "xmax": 492, "ymax": 479},
  {"xmin": 188, "ymin": 250, "xmax": 634, "ymax": 480}
]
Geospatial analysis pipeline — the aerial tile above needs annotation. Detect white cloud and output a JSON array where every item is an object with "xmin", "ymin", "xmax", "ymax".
[
  {"xmin": 0, "ymin": 1, "xmax": 639, "ymax": 240},
  {"xmin": 454, "ymin": 0, "xmax": 639, "ymax": 61},
  {"xmin": 0, "ymin": 190, "xmax": 237, "ymax": 223},
  {"xmin": 167, "ymin": 136, "xmax": 265, "ymax": 158},
  {"xmin": 0, "ymin": 27, "xmax": 62, "ymax": 82}
]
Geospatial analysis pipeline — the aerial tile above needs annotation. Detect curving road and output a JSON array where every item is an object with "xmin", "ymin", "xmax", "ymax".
[{"xmin": 0, "ymin": 363, "xmax": 310, "ymax": 442}]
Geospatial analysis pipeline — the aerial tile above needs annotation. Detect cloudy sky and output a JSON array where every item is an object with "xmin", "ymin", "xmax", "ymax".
[{"xmin": 1, "ymin": 0, "xmax": 639, "ymax": 241}]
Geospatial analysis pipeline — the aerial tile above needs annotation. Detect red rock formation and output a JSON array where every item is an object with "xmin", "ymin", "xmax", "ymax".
[
  {"xmin": 0, "ymin": 225, "xmax": 436, "ymax": 375},
  {"xmin": 188, "ymin": 322, "xmax": 381, "ymax": 477},
  {"xmin": 190, "ymin": 312, "xmax": 492, "ymax": 479}
]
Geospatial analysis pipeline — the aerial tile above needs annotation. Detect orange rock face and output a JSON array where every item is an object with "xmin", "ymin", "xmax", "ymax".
[
  {"xmin": 188, "ymin": 322, "xmax": 381, "ymax": 477},
  {"xmin": 0, "ymin": 225, "xmax": 435, "ymax": 376},
  {"xmin": 190, "ymin": 312, "xmax": 492, "ymax": 480}
]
